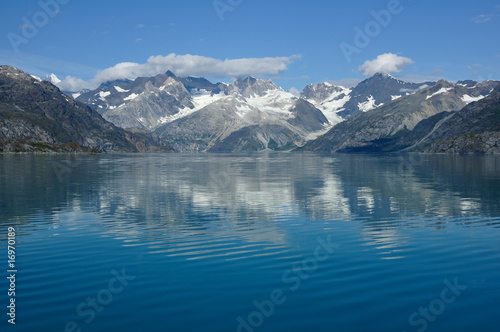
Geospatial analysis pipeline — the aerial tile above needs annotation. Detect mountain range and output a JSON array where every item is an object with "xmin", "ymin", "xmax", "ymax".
[
  {"xmin": 74, "ymin": 72, "xmax": 436, "ymax": 130},
  {"xmin": 1, "ymin": 65, "xmax": 499, "ymax": 154},
  {"xmin": 69, "ymin": 71, "xmax": 434, "ymax": 152},
  {"xmin": 300, "ymin": 79, "xmax": 499, "ymax": 153}
]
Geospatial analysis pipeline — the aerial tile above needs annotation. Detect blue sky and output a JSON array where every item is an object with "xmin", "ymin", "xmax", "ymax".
[{"xmin": 1, "ymin": 0, "xmax": 499, "ymax": 91}]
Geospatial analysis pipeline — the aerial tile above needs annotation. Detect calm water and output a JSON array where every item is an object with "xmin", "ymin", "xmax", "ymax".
[{"xmin": 1, "ymin": 153, "xmax": 499, "ymax": 332}]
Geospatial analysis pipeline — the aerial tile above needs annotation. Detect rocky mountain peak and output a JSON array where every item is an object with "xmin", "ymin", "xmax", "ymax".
[
  {"xmin": 457, "ymin": 80, "xmax": 477, "ymax": 87},
  {"xmin": 229, "ymin": 76, "xmax": 279, "ymax": 97},
  {"xmin": 0, "ymin": 65, "xmax": 23, "ymax": 74},
  {"xmin": 361, "ymin": 72, "xmax": 399, "ymax": 85},
  {"xmin": 425, "ymin": 80, "xmax": 455, "ymax": 95},
  {"xmin": 435, "ymin": 78, "xmax": 452, "ymax": 86},
  {"xmin": 300, "ymin": 82, "xmax": 345, "ymax": 103},
  {"xmin": 165, "ymin": 70, "xmax": 177, "ymax": 78},
  {"xmin": 0, "ymin": 65, "xmax": 36, "ymax": 83}
]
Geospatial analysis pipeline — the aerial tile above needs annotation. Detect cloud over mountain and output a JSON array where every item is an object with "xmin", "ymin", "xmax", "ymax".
[
  {"xmin": 359, "ymin": 53, "xmax": 413, "ymax": 77},
  {"xmin": 58, "ymin": 53, "xmax": 300, "ymax": 91}
]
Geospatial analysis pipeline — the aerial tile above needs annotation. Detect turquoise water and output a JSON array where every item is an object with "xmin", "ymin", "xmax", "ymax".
[{"xmin": 1, "ymin": 153, "xmax": 499, "ymax": 332}]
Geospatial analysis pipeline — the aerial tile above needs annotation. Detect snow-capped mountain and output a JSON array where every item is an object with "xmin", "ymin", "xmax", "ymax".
[
  {"xmin": 222, "ymin": 77, "xmax": 298, "ymax": 116},
  {"xmin": 75, "ymin": 72, "xmax": 304, "ymax": 128},
  {"xmin": 74, "ymin": 71, "xmax": 330, "ymax": 151},
  {"xmin": 301, "ymin": 73, "xmax": 436, "ymax": 120},
  {"xmin": 300, "ymin": 79, "xmax": 500, "ymax": 153},
  {"xmin": 224, "ymin": 76, "xmax": 279, "ymax": 97},
  {"xmin": 78, "ymin": 72, "xmax": 436, "ymax": 133},
  {"xmin": 153, "ymin": 95, "xmax": 328, "ymax": 152},
  {"xmin": 300, "ymin": 82, "xmax": 350, "ymax": 124},
  {"xmin": 43, "ymin": 73, "xmax": 61, "ymax": 85},
  {"xmin": 103, "ymin": 75, "xmax": 196, "ymax": 129},
  {"xmin": 71, "ymin": 71, "xmax": 499, "ymax": 152},
  {"xmin": 341, "ymin": 73, "xmax": 434, "ymax": 117}
]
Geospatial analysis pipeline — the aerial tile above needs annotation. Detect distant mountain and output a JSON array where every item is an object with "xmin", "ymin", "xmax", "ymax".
[
  {"xmin": 154, "ymin": 94, "xmax": 326, "ymax": 152},
  {"xmin": 301, "ymin": 82, "xmax": 345, "ymax": 103},
  {"xmin": 43, "ymin": 73, "xmax": 61, "ymax": 85},
  {"xmin": 75, "ymin": 72, "xmax": 332, "ymax": 152},
  {"xmin": 299, "ymin": 73, "xmax": 434, "ymax": 122},
  {"xmin": 223, "ymin": 76, "xmax": 279, "ymax": 97},
  {"xmin": 178, "ymin": 74, "xmax": 224, "ymax": 94},
  {"xmin": 0, "ymin": 66, "xmax": 172, "ymax": 153},
  {"xmin": 418, "ymin": 85, "xmax": 500, "ymax": 154},
  {"xmin": 337, "ymin": 73, "xmax": 435, "ymax": 118},
  {"xmin": 67, "ymin": 68, "xmax": 499, "ymax": 154},
  {"xmin": 300, "ymin": 82, "xmax": 349, "ymax": 124},
  {"xmin": 209, "ymin": 98, "xmax": 328, "ymax": 152},
  {"xmin": 299, "ymin": 79, "xmax": 499, "ymax": 153},
  {"xmin": 75, "ymin": 72, "xmax": 316, "ymax": 132},
  {"xmin": 75, "ymin": 72, "xmax": 439, "ymax": 133},
  {"xmin": 456, "ymin": 80, "xmax": 478, "ymax": 88},
  {"xmin": 287, "ymin": 98, "xmax": 329, "ymax": 133},
  {"xmin": 103, "ymin": 75, "xmax": 195, "ymax": 129}
]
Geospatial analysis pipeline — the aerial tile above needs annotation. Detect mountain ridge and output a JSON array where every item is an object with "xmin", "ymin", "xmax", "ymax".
[{"xmin": 298, "ymin": 79, "xmax": 499, "ymax": 154}]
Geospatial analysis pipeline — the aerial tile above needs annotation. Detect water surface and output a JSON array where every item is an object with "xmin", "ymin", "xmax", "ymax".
[{"xmin": 1, "ymin": 153, "xmax": 499, "ymax": 331}]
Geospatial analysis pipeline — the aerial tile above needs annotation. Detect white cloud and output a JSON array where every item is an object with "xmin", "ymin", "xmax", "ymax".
[
  {"xmin": 57, "ymin": 53, "xmax": 300, "ymax": 91},
  {"xmin": 358, "ymin": 53, "xmax": 413, "ymax": 77},
  {"xmin": 472, "ymin": 14, "xmax": 493, "ymax": 23},
  {"xmin": 57, "ymin": 76, "xmax": 92, "ymax": 92}
]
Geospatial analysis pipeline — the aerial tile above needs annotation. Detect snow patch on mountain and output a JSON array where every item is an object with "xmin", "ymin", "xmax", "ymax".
[
  {"xmin": 461, "ymin": 94, "xmax": 486, "ymax": 104},
  {"xmin": 426, "ymin": 87, "xmax": 453, "ymax": 100},
  {"xmin": 236, "ymin": 103, "xmax": 254, "ymax": 117},
  {"xmin": 158, "ymin": 107, "xmax": 193, "ymax": 124},
  {"xmin": 114, "ymin": 86, "xmax": 130, "ymax": 93},
  {"xmin": 98, "ymin": 91, "xmax": 111, "ymax": 100},
  {"xmin": 192, "ymin": 90, "xmax": 226, "ymax": 111},
  {"xmin": 234, "ymin": 97, "xmax": 260, "ymax": 118},
  {"xmin": 358, "ymin": 95, "xmax": 382, "ymax": 112},
  {"xmin": 124, "ymin": 93, "xmax": 140, "ymax": 101},
  {"xmin": 302, "ymin": 85, "xmax": 352, "ymax": 124},
  {"xmin": 245, "ymin": 89, "xmax": 297, "ymax": 115}
]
